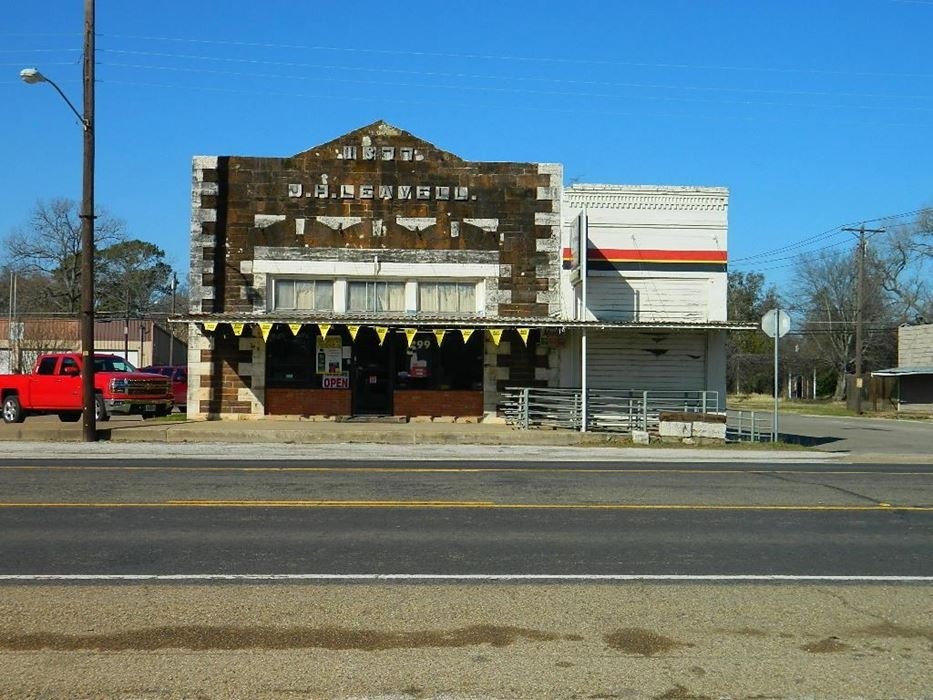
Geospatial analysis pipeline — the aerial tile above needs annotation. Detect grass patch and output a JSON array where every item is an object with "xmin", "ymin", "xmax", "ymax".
[
  {"xmin": 149, "ymin": 413, "xmax": 188, "ymax": 422},
  {"xmin": 729, "ymin": 395, "xmax": 891, "ymax": 417}
]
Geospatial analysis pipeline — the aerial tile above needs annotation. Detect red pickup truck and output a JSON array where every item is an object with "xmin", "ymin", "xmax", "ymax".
[{"xmin": 1, "ymin": 352, "xmax": 173, "ymax": 424}]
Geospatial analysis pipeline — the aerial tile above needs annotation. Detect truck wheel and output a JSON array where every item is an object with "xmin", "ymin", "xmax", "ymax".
[
  {"xmin": 2, "ymin": 395, "xmax": 25, "ymax": 424},
  {"xmin": 154, "ymin": 406, "xmax": 170, "ymax": 418},
  {"xmin": 58, "ymin": 412, "xmax": 82, "ymax": 422},
  {"xmin": 94, "ymin": 394, "xmax": 110, "ymax": 423}
]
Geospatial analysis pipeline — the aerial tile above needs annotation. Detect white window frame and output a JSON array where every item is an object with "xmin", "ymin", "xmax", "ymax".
[
  {"xmin": 272, "ymin": 278, "xmax": 335, "ymax": 311},
  {"xmin": 346, "ymin": 280, "xmax": 407, "ymax": 312},
  {"xmin": 417, "ymin": 280, "xmax": 478, "ymax": 315}
]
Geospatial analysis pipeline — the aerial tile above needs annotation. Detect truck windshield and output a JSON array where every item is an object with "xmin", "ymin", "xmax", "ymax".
[{"xmin": 93, "ymin": 357, "xmax": 137, "ymax": 373}]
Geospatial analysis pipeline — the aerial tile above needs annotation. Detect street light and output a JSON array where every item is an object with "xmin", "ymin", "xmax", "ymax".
[{"xmin": 19, "ymin": 0, "xmax": 96, "ymax": 441}]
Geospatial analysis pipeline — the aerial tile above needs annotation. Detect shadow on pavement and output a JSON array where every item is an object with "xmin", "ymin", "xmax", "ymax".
[{"xmin": 780, "ymin": 433, "xmax": 844, "ymax": 448}]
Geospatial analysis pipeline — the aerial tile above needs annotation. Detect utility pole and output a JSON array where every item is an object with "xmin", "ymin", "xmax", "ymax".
[
  {"xmin": 842, "ymin": 224, "xmax": 884, "ymax": 415},
  {"xmin": 168, "ymin": 272, "xmax": 178, "ymax": 366}
]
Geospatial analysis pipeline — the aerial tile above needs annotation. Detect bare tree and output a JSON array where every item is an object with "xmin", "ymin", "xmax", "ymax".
[
  {"xmin": 3, "ymin": 198, "xmax": 125, "ymax": 313},
  {"xmin": 791, "ymin": 250, "xmax": 897, "ymax": 400},
  {"xmin": 875, "ymin": 208, "xmax": 933, "ymax": 321}
]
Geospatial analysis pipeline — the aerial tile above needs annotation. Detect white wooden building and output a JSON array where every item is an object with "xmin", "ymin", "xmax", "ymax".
[{"xmin": 558, "ymin": 184, "xmax": 730, "ymax": 402}]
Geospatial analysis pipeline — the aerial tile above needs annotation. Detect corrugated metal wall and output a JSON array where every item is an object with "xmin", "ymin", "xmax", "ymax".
[
  {"xmin": 585, "ymin": 329, "xmax": 706, "ymax": 392},
  {"xmin": 586, "ymin": 276, "xmax": 710, "ymax": 322}
]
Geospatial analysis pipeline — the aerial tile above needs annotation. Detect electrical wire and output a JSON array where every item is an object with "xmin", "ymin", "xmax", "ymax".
[
  {"xmin": 731, "ymin": 208, "xmax": 930, "ymax": 267},
  {"xmin": 99, "ymin": 33, "xmax": 933, "ymax": 80},
  {"xmin": 96, "ymin": 60, "xmax": 933, "ymax": 115},
  {"xmin": 95, "ymin": 48, "xmax": 933, "ymax": 102}
]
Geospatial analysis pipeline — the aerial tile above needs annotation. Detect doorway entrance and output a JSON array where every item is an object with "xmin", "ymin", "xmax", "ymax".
[{"xmin": 352, "ymin": 328, "xmax": 394, "ymax": 414}]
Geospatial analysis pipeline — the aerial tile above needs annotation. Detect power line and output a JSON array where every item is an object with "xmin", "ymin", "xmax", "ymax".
[
  {"xmin": 96, "ymin": 60, "xmax": 933, "ymax": 115},
  {"xmin": 96, "ymin": 77, "xmax": 933, "ymax": 131},
  {"xmin": 0, "ymin": 48, "xmax": 81, "ymax": 54},
  {"xmin": 731, "ymin": 208, "xmax": 928, "ymax": 266},
  {"xmin": 95, "ymin": 48, "xmax": 933, "ymax": 102},
  {"xmin": 99, "ymin": 32, "xmax": 933, "ymax": 80}
]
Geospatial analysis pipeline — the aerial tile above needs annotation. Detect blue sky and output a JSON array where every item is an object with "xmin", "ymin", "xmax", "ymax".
[{"xmin": 2, "ymin": 0, "xmax": 931, "ymax": 293}]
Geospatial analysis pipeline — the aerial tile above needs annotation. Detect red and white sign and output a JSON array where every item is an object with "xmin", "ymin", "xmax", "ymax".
[{"xmin": 322, "ymin": 374, "xmax": 349, "ymax": 389}]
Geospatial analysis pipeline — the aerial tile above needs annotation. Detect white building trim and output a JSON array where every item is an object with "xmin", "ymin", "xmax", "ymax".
[{"xmin": 252, "ymin": 260, "xmax": 499, "ymax": 279}]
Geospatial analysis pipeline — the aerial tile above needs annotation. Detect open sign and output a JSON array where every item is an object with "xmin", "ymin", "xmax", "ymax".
[{"xmin": 322, "ymin": 374, "xmax": 349, "ymax": 389}]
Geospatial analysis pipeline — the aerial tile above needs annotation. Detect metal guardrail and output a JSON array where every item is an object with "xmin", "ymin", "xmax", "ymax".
[
  {"xmin": 502, "ymin": 388, "xmax": 775, "ymax": 443},
  {"xmin": 502, "ymin": 387, "xmax": 721, "ymax": 433},
  {"xmin": 725, "ymin": 409, "xmax": 774, "ymax": 442}
]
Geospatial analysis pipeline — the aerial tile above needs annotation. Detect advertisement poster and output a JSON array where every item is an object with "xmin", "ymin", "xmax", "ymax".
[{"xmin": 316, "ymin": 336, "xmax": 344, "ymax": 375}]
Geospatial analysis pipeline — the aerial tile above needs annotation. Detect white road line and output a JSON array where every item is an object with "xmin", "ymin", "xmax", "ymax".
[{"xmin": 0, "ymin": 574, "xmax": 931, "ymax": 582}]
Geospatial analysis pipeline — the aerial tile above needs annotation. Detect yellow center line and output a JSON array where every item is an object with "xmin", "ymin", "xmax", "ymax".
[
  {"xmin": 1, "ymin": 465, "xmax": 931, "ymax": 476},
  {"xmin": 0, "ymin": 500, "xmax": 929, "ymax": 511}
]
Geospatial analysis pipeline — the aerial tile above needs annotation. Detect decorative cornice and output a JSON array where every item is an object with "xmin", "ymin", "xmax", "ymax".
[{"xmin": 564, "ymin": 185, "xmax": 728, "ymax": 212}]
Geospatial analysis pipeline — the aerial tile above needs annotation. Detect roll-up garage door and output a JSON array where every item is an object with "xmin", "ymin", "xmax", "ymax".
[{"xmin": 586, "ymin": 330, "xmax": 706, "ymax": 392}]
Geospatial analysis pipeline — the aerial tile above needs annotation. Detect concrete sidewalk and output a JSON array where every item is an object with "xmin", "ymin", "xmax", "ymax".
[
  {"xmin": 0, "ymin": 415, "xmax": 843, "ymax": 462},
  {"xmin": 2, "ymin": 412, "xmax": 929, "ymax": 462}
]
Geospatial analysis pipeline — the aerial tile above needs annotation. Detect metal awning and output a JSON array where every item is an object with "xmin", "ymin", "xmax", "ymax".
[
  {"xmin": 169, "ymin": 313, "xmax": 757, "ymax": 332},
  {"xmin": 871, "ymin": 366, "xmax": 933, "ymax": 377}
]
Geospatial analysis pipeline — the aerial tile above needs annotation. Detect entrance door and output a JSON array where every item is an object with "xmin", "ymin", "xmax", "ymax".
[{"xmin": 352, "ymin": 328, "xmax": 393, "ymax": 415}]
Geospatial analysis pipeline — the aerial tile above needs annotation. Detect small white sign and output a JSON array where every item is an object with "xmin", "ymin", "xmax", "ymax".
[{"xmin": 761, "ymin": 309, "xmax": 791, "ymax": 338}]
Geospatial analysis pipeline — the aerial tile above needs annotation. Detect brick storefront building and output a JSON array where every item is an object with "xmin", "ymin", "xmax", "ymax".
[{"xmin": 181, "ymin": 121, "xmax": 735, "ymax": 419}]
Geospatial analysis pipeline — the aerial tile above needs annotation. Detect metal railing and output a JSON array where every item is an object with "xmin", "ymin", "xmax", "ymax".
[
  {"xmin": 725, "ymin": 409, "xmax": 774, "ymax": 442},
  {"xmin": 502, "ymin": 387, "xmax": 721, "ymax": 433}
]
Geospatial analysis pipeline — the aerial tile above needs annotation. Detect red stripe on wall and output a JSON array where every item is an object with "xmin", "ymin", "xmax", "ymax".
[
  {"xmin": 562, "ymin": 247, "xmax": 727, "ymax": 262},
  {"xmin": 591, "ymin": 248, "xmax": 727, "ymax": 263}
]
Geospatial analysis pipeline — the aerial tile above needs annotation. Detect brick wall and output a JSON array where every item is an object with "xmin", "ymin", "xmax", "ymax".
[
  {"xmin": 899, "ymin": 324, "xmax": 933, "ymax": 366},
  {"xmin": 190, "ymin": 121, "xmax": 561, "ymax": 319},
  {"xmin": 393, "ymin": 390, "xmax": 483, "ymax": 417},
  {"xmin": 197, "ymin": 331, "xmax": 253, "ymax": 416},
  {"xmin": 189, "ymin": 121, "xmax": 562, "ymax": 417},
  {"xmin": 265, "ymin": 388, "xmax": 352, "ymax": 416}
]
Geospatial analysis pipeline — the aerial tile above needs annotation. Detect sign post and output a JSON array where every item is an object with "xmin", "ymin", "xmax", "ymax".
[{"xmin": 761, "ymin": 308, "xmax": 791, "ymax": 442}]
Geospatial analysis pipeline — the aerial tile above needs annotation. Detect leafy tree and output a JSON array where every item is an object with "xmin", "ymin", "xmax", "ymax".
[
  {"xmin": 727, "ymin": 271, "xmax": 779, "ymax": 394},
  {"xmin": 96, "ymin": 240, "xmax": 174, "ymax": 316}
]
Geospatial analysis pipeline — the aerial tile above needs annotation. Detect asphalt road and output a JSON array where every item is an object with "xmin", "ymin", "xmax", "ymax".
[
  {"xmin": 778, "ymin": 411, "xmax": 932, "ymax": 456},
  {"xmin": 2, "ymin": 454, "xmax": 931, "ymax": 699},
  {"xmin": 1, "ymin": 457, "xmax": 930, "ymax": 577}
]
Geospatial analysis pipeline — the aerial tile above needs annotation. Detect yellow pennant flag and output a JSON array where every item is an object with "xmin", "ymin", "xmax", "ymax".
[
  {"xmin": 517, "ymin": 328, "xmax": 530, "ymax": 346},
  {"xmin": 375, "ymin": 327, "xmax": 389, "ymax": 345},
  {"xmin": 318, "ymin": 324, "xmax": 331, "ymax": 338},
  {"xmin": 258, "ymin": 322, "xmax": 273, "ymax": 342},
  {"xmin": 203, "ymin": 322, "xmax": 217, "ymax": 333},
  {"xmin": 404, "ymin": 328, "xmax": 418, "ymax": 348},
  {"xmin": 288, "ymin": 323, "xmax": 302, "ymax": 336},
  {"xmin": 231, "ymin": 322, "xmax": 245, "ymax": 336},
  {"xmin": 433, "ymin": 329, "xmax": 447, "ymax": 346},
  {"xmin": 488, "ymin": 328, "xmax": 504, "ymax": 346},
  {"xmin": 459, "ymin": 328, "xmax": 476, "ymax": 344},
  {"xmin": 347, "ymin": 325, "xmax": 361, "ymax": 341}
]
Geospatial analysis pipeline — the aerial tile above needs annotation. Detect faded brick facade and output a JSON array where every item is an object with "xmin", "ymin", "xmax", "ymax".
[{"xmin": 187, "ymin": 121, "xmax": 562, "ymax": 419}]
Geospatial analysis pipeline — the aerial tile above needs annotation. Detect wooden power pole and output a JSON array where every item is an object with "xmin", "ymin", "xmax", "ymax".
[{"xmin": 842, "ymin": 224, "xmax": 885, "ymax": 414}]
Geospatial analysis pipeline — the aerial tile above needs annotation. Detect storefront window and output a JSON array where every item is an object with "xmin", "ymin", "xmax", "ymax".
[
  {"xmin": 265, "ymin": 326, "xmax": 316, "ymax": 387},
  {"xmin": 274, "ymin": 279, "xmax": 334, "ymax": 311},
  {"xmin": 395, "ymin": 330, "xmax": 483, "ymax": 391},
  {"xmin": 347, "ymin": 281, "xmax": 405, "ymax": 312},
  {"xmin": 419, "ymin": 282, "xmax": 475, "ymax": 313}
]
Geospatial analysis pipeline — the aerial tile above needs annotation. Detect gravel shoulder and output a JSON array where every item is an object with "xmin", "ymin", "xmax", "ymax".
[{"xmin": 1, "ymin": 583, "xmax": 930, "ymax": 699}]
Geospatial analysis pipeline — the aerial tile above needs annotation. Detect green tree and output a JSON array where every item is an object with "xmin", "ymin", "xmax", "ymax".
[
  {"xmin": 727, "ymin": 271, "xmax": 779, "ymax": 394},
  {"xmin": 96, "ymin": 240, "xmax": 174, "ymax": 316}
]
